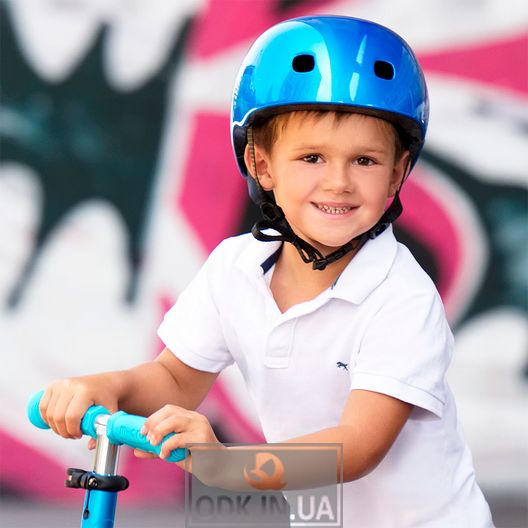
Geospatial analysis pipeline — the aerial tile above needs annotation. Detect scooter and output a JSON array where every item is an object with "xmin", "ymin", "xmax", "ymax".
[{"xmin": 27, "ymin": 390, "xmax": 186, "ymax": 527}]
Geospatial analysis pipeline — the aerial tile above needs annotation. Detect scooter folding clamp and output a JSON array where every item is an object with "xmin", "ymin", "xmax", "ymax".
[{"xmin": 66, "ymin": 468, "xmax": 129, "ymax": 492}]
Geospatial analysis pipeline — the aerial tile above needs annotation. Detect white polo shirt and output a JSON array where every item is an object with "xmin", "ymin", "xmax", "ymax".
[{"xmin": 158, "ymin": 227, "xmax": 494, "ymax": 528}]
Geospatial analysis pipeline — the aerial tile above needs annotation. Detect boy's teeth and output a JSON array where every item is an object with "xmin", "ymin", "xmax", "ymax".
[{"xmin": 317, "ymin": 204, "xmax": 352, "ymax": 214}]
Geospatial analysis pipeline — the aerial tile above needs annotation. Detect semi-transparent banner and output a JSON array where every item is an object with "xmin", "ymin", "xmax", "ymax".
[{"xmin": 185, "ymin": 444, "xmax": 343, "ymax": 527}]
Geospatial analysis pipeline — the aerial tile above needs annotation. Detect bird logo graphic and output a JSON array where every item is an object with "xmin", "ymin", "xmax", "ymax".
[{"xmin": 243, "ymin": 452, "xmax": 287, "ymax": 490}]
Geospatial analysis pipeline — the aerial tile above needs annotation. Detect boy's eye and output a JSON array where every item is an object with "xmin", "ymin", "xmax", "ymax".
[
  {"xmin": 301, "ymin": 154, "xmax": 322, "ymax": 164},
  {"xmin": 355, "ymin": 156, "xmax": 375, "ymax": 166}
]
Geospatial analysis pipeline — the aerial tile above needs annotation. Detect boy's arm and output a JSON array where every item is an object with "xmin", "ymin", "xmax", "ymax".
[
  {"xmin": 284, "ymin": 389, "xmax": 412, "ymax": 483},
  {"xmin": 40, "ymin": 347, "xmax": 218, "ymax": 439},
  {"xmin": 151, "ymin": 388, "xmax": 412, "ymax": 491},
  {"xmin": 120, "ymin": 348, "xmax": 218, "ymax": 415}
]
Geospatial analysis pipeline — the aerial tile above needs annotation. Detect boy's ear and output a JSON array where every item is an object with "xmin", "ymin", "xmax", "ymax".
[
  {"xmin": 389, "ymin": 150, "xmax": 411, "ymax": 196},
  {"xmin": 243, "ymin": 144, "xmax": 274, "ymax": 191}
]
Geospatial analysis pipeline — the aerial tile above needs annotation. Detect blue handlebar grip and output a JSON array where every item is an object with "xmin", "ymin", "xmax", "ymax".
[
  {"xmin": 27, "ymin": 390, "xmax": 110, "ymax": 438},
  {"xmin": 27, "ymin": 390, "xmax": 49, "ymax": 429},
  {"xmin": 27, "ymin": 391, "xmax": 185, "ymax": 463},
  {"xmin": 107, "ymin": 412, "xmax": 186, "ymax": 463}
]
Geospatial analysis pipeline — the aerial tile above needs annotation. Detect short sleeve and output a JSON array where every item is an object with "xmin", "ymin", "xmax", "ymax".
[
  {"xmin": 157, "ymin": 249, "xmax": 234, "ymax": 373},
  {"xmin": 350, "ymin": 288, "xmax": 453, "ymax": 419}
]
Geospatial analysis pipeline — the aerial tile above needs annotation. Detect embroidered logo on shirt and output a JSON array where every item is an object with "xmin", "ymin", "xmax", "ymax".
[{"xmin": 336, "ymin": 361, "xmax": 349, "ymax": 371}]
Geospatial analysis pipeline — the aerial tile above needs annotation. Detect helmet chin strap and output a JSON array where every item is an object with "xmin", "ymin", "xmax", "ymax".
[
  {"xmin": 247, "ymin": 127, "xmax": 405, "ymax": 271},
  {"xmin": 251, "ymin": 195, "xmax": 402, "ymax": 271}
]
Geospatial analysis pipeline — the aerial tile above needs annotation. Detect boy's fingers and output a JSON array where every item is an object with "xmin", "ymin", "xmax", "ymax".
[
  {"xmin": 58, "ymin": 393, "xmax": 90, "ymax": 439},
  {"xmin": 159, "ymin": 434, "xmax": 217, "ymax": 460},
  {"xmin": 65, "ymin": 393, "xmax": 90, "ymax": 438},
  {"xmin": 45, "ymin": 392, "xmax": 87, "ymax": 439},
  {"xmin": 39, "ymin": 389, "xmax": 52, "ymax": 426},
  {"xmin": 44, "ymin": 393, "xmax": 60, "ymax": 436},
  {"xmin": 148, "ymin": 414, "xmax": 190, "ymax": 446},
  {"xmin": 52, "ymin": 396, "xmax": 73, "ymax": 438},
  {"xmin": 158, "ymin": 434, "xmax": 184, "ymax": 458},
  {"xmin": 159, "ymin": 433, "xmax": 198, "ymax": 460},
  {"xmin": 146, "ymin": 404, "xmax": 186, "ymax": 428},
  {"xmin": 88, "ymin": 438, "xmax": 96, "ymax": 450},
  {"xmin": 145, "ymin": 406, "xmax": 189, "ymax": 442}
]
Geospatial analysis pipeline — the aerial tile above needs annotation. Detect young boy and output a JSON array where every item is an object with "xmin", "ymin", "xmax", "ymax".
[{"xmin": 39, "ymin": 16, "xmax": 494, "ymax": 527}]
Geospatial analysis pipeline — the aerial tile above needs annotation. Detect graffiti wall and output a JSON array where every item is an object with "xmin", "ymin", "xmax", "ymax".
[{"xmin": 1, "ymin": 0, "xmax": 527, "ymax": 505}]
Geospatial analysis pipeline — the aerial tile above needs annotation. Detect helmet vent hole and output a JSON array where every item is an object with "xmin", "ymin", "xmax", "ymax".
[
  {"xmin": 292, "ymin": 54, "xmax": 315, "ymax": 73},
  {"xmin": 374, "ymin": 60, "xmax": 394, "ymax": 80}
]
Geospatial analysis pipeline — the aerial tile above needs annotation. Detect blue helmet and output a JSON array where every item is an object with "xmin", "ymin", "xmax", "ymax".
[{"xmin": 231, "ymin": 15, "xmax": 429, "ymax": 198}]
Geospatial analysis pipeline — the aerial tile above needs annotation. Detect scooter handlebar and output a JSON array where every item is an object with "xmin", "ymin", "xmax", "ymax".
[
  {"xmin": 27, "ymin": 390, "xmax": 50, "ymax": 430},
  {"xmin": 27, "ymin": 390, "xmax": 186, "ymax": 463}
]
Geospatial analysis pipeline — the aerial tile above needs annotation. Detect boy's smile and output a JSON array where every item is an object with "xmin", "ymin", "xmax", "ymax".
[
  {"xmin": 250, "ymin": 111, "xmax": 409, "ymax": 257},
  {"xmin": 315, "ymin": 203, "xmax": 356, "ymax": 215},
  {"xmin": 314, "ymin": 202, "xmax": 358, "ymax": 217}
]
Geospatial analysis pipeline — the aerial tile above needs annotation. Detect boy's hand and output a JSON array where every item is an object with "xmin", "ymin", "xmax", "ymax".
[
  {"xmin": 136, "ymin": 405, "xmax": 222, "ymax": 474},
  {"xmin": 40, "ymin": 375, "xmax": 120, "ymax": 440}
]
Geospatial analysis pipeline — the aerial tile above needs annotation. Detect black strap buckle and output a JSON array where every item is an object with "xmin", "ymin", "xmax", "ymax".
[
  {"xmin": 312, "ymin": 259, "xmax": 329, "ymax": 271},
  {"xmin": 260, "ymin": 202, "xmax": 284, "ymax": 223},
  {"xmin": 367, "ymin": 222, "xmax": 389, "ymax": 239},
  {"xmin": 66, "ymin": 468, "xmax": 129, "ymax": 492}
]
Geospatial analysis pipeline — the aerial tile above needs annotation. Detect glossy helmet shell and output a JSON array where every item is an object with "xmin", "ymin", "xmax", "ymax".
[{"xmin": 231, "ymin": 16, "xmax": 429, "ymax": 201}]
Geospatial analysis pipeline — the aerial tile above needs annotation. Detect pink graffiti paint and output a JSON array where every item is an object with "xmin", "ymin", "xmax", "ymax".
[
  {"xmin": 399, "ymin": 176, "xmax": 461, "ymax": 305},
  {"xmin": 178, "ymin": 113, "xmax": 247, "ymax": 252},
  {"xmin": 190, "ymin": 0, "xmax": 334, "ymax": 59},
  {"xmin": 0, "ymin": 431, "xmax": 73, "ymax": 501},
  {"xmin": 419, "ymin": 33, "xmax": 528, "ymax": 97}
]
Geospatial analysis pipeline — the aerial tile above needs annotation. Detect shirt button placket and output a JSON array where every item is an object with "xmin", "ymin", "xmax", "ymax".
[{"xmin": 264, "ymin": 319, "xmax": 296, "ymax": 368}]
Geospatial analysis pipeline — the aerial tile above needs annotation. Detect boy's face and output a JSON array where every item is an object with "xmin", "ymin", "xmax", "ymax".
[{"xmin": 246, "ymin": 112, "xmax": 409, "ymax": 255}]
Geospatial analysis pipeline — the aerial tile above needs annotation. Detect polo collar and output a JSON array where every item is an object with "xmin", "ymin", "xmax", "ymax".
[
  {"xmin": 235, "ymin": 233, "xmax": 282, "ymax": 280},
  {"xmin": 235, "ymin": 226, "xmax": 398, "ymax": 304},
  {"xmin": 329, "ymin": 225, "xmax": 398, "ymax": 304}
]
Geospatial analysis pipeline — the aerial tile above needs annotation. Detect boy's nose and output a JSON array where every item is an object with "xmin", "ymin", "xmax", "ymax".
[{"xmin": 323, "ymin": 164, "xmax": 353, "ymax": 193}]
